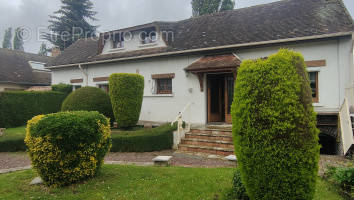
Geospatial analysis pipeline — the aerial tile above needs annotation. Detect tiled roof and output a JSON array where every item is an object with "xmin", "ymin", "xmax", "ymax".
[
  {"xmin": 0, "ymin": 48, "xmax": 52, "ymax": 85},
  {"xmin": 49, "ymin": 0, "xmax": 354, "ymax": 67},
  {"xmin": 185, "ymin": 54, "xmax": 241, "ymax": 72}
]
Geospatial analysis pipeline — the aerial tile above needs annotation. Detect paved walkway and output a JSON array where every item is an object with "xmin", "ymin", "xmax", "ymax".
[
  {"xmin": 0, "ymin": 152, "xmax": 352, "ymax": 175},
  {"xmin": 0, "ymin": 150, "xmax": 235, "ymax": 173}
]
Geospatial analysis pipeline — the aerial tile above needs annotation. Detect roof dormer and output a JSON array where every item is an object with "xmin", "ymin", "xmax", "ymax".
[{"xmin": 99, "ymin": 23, "xmax": 167, "ymax": 55}]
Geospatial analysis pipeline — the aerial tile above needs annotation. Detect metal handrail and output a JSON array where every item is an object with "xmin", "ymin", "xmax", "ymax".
[{"xmin": 171, "ymin": 102, "xmax": 192, "ymax": 149}]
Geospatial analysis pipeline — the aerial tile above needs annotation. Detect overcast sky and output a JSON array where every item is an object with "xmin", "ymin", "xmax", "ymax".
[{"xmin": 0, "ymin": 0, "xmax": 353, "ymax": 54}]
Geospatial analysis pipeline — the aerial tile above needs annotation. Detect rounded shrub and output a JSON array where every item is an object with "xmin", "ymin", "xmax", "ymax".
[
  {"xmin": 61, "ymin": 86, "xmax": 114, "ymax": 121},
  {"xmin": 25, "ymin": 111, "xmax": 112, "ymax": 187},
  {"xmin": 109, "ymin": 73, "xmax": 144, "ymax": 128},
  {"xmin": 231, "ymin": 49, "xmax": 320, "ymax": 199}
]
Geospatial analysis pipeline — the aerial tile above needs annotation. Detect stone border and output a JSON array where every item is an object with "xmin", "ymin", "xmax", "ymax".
[{"xmin": 0, "ymin": 166, "xmax": 31, "ymax": 174}]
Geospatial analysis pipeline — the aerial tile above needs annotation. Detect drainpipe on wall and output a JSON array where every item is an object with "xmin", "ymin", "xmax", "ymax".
[{"xmin": 78, "ymin": 64, "xmax": 88, "ymax": 86}]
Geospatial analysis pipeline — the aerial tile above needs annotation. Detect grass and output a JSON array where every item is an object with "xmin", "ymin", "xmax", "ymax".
[
  {"xmin": 0, "ymin": 126, "xmax": 26, "ymax": 152},
  {"xmin": 0, "ymin": 165, "xmax": 346, "ymax": 200}
]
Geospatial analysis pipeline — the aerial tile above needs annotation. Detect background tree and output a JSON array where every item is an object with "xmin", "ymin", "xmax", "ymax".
[
  {"xmin": 220, "ymin": 0, "xmax": 235, "ymax": 11},
  {"xmin": 44, "ymin": 0, "xmax": 98, "ymax": 50},
  {"xmin": 13, "ymin": 27, "xmax": 24, "ymax": 51},
  {"xmin": 2, "ymin": 28, "xmax": 12, "ymax": 49},
  {"xmin": 38, "ymin": 43, "xmax": 48, "ymax": 56},
  {"xmin": 191, "ymin": 0, "xmax": 235, "ymax": 17}
]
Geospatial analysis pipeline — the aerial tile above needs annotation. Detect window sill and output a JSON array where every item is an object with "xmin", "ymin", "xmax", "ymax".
[
  {"xmin": 139, "ymin": 43, "xmax": 157, "ymax": 48},
  {"xmin": 108, "ymin": 48, "xmax": 125, "ymax": 53},
  {"xmin": 144, "ymin": 93, "xmax": 174, "ymax": 97},
  {"xmin": 312, "ymin": 103, "xmax": 322, "ymax": 107}
]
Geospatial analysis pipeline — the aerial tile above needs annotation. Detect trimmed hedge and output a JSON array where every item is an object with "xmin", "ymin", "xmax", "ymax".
[
  {"xmin": 0, "ymin": 91, "xmax": 66, "ymax": 128},
  {"xmin": 52, "ymin": 83, "xmax": 72, "ymax": 96},
  {"xmin": 61, "ymin": 87, "xmax": 114, "ymax": 121},
  {"xmin": 232, "ymin": 49, "xmax": 320, "ymax": 199},
  {"xmin": 110, "ymin": 123, "xmax": 175, "ymax": 152},
  {"xmin": 109, "ymin": 73, "xmax": 144, "ymax": 128},
  {"xmin": 25, "ymin": 111, "xmax": 112, "ymax": 187}
]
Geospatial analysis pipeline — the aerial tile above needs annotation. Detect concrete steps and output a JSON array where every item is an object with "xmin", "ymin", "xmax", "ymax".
[{"xmin": 179, "ymin": 128, "xmax": 234, "ymax": 156}]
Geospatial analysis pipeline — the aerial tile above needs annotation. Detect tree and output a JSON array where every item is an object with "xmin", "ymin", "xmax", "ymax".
[
  {"xmin": 191, "ymin": 0, "xmax": 235, "ymax": 17},
  {"xmin": 44, "ymin": 0, "xmax": 97, "ymax": 50},
  {"xmin": 220, "ymin": 0, "xmax": 235, "ymax": 11},
  {"xmin": 13, "ymin": 27, "xmax": 24, "ymax": 51},
  {"xmin": 2, "ymin": 28, "xmax": 12, "ymax": 49},
  {"xmin": 38, "ymin": 43, "xmax": 48, "ymax": 56}
]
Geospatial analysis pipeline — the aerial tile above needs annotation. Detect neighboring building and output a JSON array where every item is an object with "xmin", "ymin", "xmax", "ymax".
[{"xmin": 0, "ymin": 49, "xmax": 52, "ymax": 91}]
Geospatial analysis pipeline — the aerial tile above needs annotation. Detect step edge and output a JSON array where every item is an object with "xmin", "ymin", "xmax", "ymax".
[
  {"xmin": 179, "ymin": 144, "xmax": 234, "ymax": 152},
  {"xmin": 181, "ymin": 138, "xmax": 234, "ymax": 144}
]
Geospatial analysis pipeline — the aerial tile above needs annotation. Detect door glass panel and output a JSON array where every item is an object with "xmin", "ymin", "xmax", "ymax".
[
  {"xmin": 227, "ymin": 76, "xmax": 234, "ymax": 114},
  {"xmin": 210, "ymin": 80, "xmax": 220, "ymax": 114}
]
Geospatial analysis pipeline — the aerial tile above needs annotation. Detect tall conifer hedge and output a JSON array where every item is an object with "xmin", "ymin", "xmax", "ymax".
[
  {"xmin": 232, "ymin": 49, "xmax": 320, "ymax": 200},
  {"xmin": 109, "ymin": 73, "xmax": 144, "ymax": 128}
]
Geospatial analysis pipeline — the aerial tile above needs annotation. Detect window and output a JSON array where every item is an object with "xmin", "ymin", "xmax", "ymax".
[
  {"xmin": 98, "ymin": 84, "xmax": 109, "ymax": 93},
  {"xmin": 156, "ymin": 78, "xmax": 172, "ymax": 94},
  {"xmin": 113, "ymin": 34, "xmax": 124, "ymax": 49},
  {"xmin": 308, "ymin": 72, "xmax": 318, "ymax": 103},
  {"xmin": 151, "ymin": 73, "xmax": 175, "ymax": 95},
  {"xmin": 28, "ymin": 61, "xmax": 48, "ymax": 71},
  {"xmin": 140, "ymin": 30, "xmax": 157, "ymax": 45},
  {"xmin": 73, "ymin": 85, "xmax": 81, "ymax": 91}
]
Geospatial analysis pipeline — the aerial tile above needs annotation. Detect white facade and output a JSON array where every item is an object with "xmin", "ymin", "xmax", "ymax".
[{"xmin": 51, "ymin": 37, "xmax": 354, "ymax": 125}]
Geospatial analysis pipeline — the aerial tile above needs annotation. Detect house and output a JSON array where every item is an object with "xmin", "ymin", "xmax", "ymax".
[
  {"xmin": 48, "ymin": 0, "xmax": 354, "ymax": 155},
  {"xmin": 0, "ymin": 49, "xmax": 52, "ymax": 91}
]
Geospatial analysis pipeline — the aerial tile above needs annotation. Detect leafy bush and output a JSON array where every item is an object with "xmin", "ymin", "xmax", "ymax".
[
  {"xmin": 61, "ymin": 87, "xmax": 114, "ymax": 121},
  {"xmin": 111, "ymin": 123, "xmax": 175, "ymax": 152},
  {"xmin": 225, "ymin": 169, "xmax": 249, "ymax": 200},
  {"xmin": 0, "ymin": 91, "xmax": 66, "ymax": 128},
  {"xmin": 109, "ymin": 73, "xmax": 144, "ymax": 128},
  {"xmin": 52, "ymin": 83, "xmax": 72, "ymax": 96},
  {"xmin": 25, "ymin": 111, "xmax": 112, "ymax": 187},
  {"xmin": 326, "ymin": 166, "xmax": 354, "ymax": 194},
  {"xmin": 232, "ymin": 49, "xmax": 320, "ymax": 199}
]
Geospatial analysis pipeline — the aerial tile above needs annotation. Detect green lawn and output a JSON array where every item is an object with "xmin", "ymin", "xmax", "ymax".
[
  {"xmin": 0, "ymin": 126, "xmax": 26, "ymax": 140},
  {"xmin": 0, "ymin": 165, "xmax": 345, "ymax": 200},
  {"xmin": 0, "ymin": 126, "xmax": 26, "ymax": 152}
]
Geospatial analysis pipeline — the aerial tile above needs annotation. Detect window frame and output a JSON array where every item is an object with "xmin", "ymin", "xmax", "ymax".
[
  {"xmin": 308, "ymin": 71, "xmax": 319, "ymax": 103},
  {"xmin": 112, "ymin": 34, "xmax": 125, "ymax": 49},
  {"xmin": 156, "ymin": 78, "xmax": 172, "ymax": 94},
  {"xmin": 140, "ymin": 31, "xmax": 157, "ymax": 45},
  {"xmin": 151, "ymin": 73, "xmax": 175, "ymax": 95}
]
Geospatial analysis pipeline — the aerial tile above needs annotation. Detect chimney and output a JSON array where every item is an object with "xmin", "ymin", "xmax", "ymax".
[{"xmin": 51, "ymin": 47, "xmax": 61, "ymax": 57}]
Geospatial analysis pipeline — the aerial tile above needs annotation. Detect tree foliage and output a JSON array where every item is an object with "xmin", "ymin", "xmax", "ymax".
[
  {"xmin": 2, "ymin": 28, "xmax": 12, "ymax": 49},
  {"xmin": 13, "ymin": 27, "xmax": 24, "ymax": 51},
  {"xmin": 44, "ymin": 0, "xmax": 97, "ymax": 50},
  {"xmin": 220, "ymin": 0, "xmax": 235, "ymax": 11},
  {"xmin": 38, "ymin": 43, "xmax": 48, "ymax": 56},
  {"xmin": 191, "ymin": 0, "xmax": 235, "ymax": 17},
  {"xmin": 232, "ymin": 49, "xmax": 320, "ymax": 200}
]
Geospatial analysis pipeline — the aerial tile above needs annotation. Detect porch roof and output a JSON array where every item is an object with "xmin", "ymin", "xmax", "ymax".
[{"xmin": 184, "ymin": 54, "xmax": 241, "ymax": 73}]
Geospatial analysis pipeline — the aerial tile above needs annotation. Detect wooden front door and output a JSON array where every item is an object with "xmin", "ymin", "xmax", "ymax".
[{"xmin": 207, "ymin": 74, "xmax": 235, "ymax": 124}]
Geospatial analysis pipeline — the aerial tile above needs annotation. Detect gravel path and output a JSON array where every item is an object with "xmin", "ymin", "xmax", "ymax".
[{"xmin": 0, "ymin": 152, "xmax": 352, "ymax": 171}]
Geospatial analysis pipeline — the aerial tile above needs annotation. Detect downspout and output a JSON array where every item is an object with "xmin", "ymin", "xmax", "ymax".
[{"xmin": 78, "ymin": 64, "xmax": 88, "ymax": 86}]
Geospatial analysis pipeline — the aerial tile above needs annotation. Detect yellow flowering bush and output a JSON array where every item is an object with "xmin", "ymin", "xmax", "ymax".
[{"xmin": 25, "ymin": 111, "xmax": 112, "ymax": 187}]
